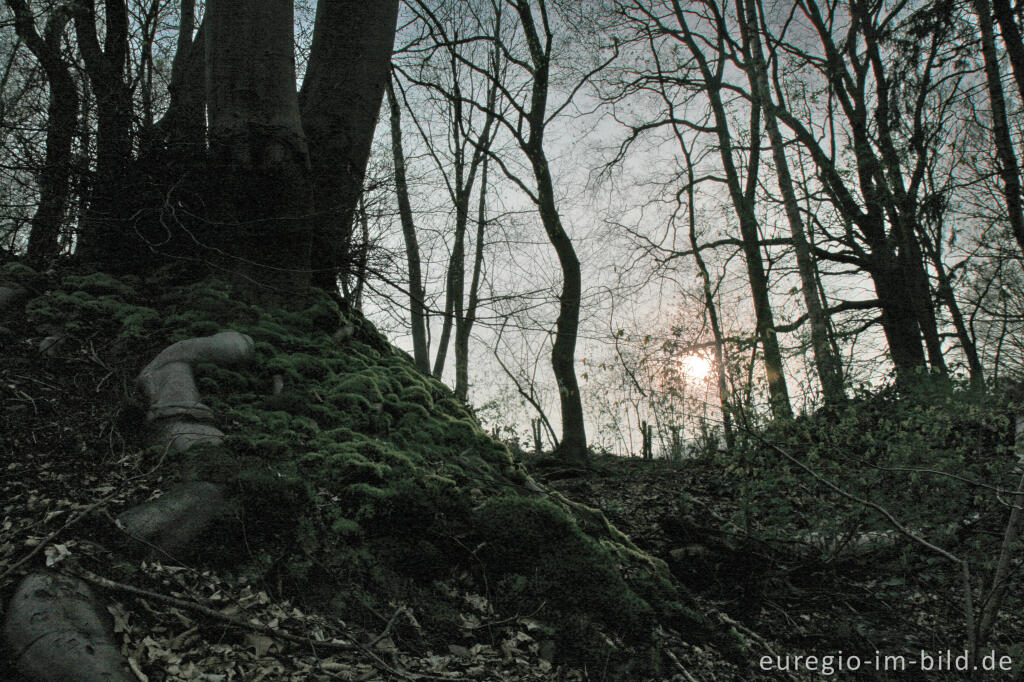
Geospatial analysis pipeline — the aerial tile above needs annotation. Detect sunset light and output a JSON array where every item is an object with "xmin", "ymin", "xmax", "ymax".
[{"xmin": 680, "ymin": 354, "xmax": 713, "ymax": 380}]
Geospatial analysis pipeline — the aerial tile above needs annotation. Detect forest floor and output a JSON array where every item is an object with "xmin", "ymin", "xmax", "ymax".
[
  {"xmin": 538, "ymin": 453, "xmax": 1024, "ymax": 681},
  {"xmin": 0, "ymin": 329, "xmax": 576, "ymax": 681}
]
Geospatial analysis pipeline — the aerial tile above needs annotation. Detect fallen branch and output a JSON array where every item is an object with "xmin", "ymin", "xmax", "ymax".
[
  {"xmin": 73, "ymin": 569, "xmax": 449, "ymax": 681},
  {"xmin": 0, "ymin": 493, "xmax": 120, "ymax": 584}
]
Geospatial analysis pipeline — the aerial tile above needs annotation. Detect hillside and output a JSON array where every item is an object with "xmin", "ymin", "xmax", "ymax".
[
  {"xmin": 0, "ymin": 265, "xmax": 758, "ymax": 681},
  {"xmin": 2, "ymin": 264, "xmax": 1023, "ymax": 681}
]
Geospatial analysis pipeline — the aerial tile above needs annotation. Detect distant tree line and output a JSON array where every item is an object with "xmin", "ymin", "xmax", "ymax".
[{"xmin": 2, "ymin": 0, "xmax": 1024, "ymax": 456}]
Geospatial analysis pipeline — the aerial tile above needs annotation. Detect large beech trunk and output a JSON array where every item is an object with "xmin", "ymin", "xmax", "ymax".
[
  {"xmin": 299, "ymin": 0, "xmax": 400, "ymax": 292},
  {"xmin": 155, "ymin": 5, "xmax": 205, "ymax": 155},
  {"xmin": 205, "ymin": 0, "xmax": 313, "ymax": 293}
]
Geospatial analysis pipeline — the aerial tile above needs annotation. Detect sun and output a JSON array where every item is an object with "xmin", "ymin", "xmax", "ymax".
[{"xmin": 680, "ymin": 354, "xmax": 713, "ymax": 380}]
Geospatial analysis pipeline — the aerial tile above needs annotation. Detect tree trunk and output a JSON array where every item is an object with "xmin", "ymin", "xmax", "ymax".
[
  {"xmin": 431, "ymin": 58, "xmax": 497, "ymax": 382},
  {"xmin": 7, "ymin": 0, "xmax": 78, "ymax": 267},
  {"xmin": 741, "ymin": 0, "xmax": 844, "ymax": 406},
  {"xmin": 992, "ymin": 0, "xmax": 1024, "ymax": 104},
  {"xmin": 72, "ymin": 0, "xmax": 133, "ymax": 266},
  {"xmin": 205, "ymin": 0, "xmax": 312, "ymax": 293},
  {"xmin": 670, "ymin": 0, "xmax": 792, "ymax": 419},
  {"xmin": 973, "ymin": 0, "xmax": 1024, "ymax": 256},
  {"xmin": 299, "ymin": 0, "xmax": 400, "ymax": 293},
  {"xmin": 685, "ymin": 168, "xmax": 735, "ymax": 451},
  {"xmin": 516, "ymin": 0, "xmax": 588, "ymax": 462},
  {"xmin": 386, "ymin": 78, "xmax": 430, "ymax": 374},
  {"xmin": 920, "ymin": 230, "xmax": 985, "ymax": 389},
  {"xmin": 892, "ymin": 209, "xmax": 948, "ymax": 376},
  {"xmin": 529, "ymin": 153, "xmax": 587, "ymax": 462},
  {"xmin": 155, "ymin": 4, "xmax": 205, "ymax": 154},
  {"xmin": 454, "ymin": 152, "xmax": 490, "ymax": 401},
  {"xmin": 870, "ymin": 247, "xmax": 929, "ymax": 382}
]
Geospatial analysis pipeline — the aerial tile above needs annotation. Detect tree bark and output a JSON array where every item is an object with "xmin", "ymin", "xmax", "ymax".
[
  {"xmin": 205, "ymin": 0, "xmax": 312, "ymax": 293},
  {"xmin": 992, "ymin": 0, "xmax": 1024, "ymax": 104},
  {"xmin": 387, "ymin": 77, "xmax": 431, "ymax": 374},
  {"xmin": 299, "ymin": 0, "xmax": 400, "ymax": 293},
  {"xmin": 973, "ymin": 0, "xmax": 1024, "ymax": 256},
  {"xmin": 741, "ymin": 0, "xmax": 845, "ymax": 406},
  {"xmin": 868, "ymin": 237, "xmax": 930, "ymax": 378},
  {"xmin": 72, "ymin": 0, "xmax": 133, "ymax": 265},
  {"xmin": 7, "ymin": 0, "xmax": 78, "ymax": 267},
  {"xmin": 155, "ymin": 5, "xmax": 205, "ymax": 154}
]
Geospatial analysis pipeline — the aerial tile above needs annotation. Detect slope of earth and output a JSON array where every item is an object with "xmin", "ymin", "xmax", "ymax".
[
  {"xmin": 539, "ymin": 452, "xmax": 1024, "ymax": 681},
  {"xmin": 1, "ymin": 264, "xmax": 756, "ymax": 681}
]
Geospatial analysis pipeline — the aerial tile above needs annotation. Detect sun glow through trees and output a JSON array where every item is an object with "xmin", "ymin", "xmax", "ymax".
[{"xmin": 680, "ymin": 354, "xmax": 713, "ymax": 381}]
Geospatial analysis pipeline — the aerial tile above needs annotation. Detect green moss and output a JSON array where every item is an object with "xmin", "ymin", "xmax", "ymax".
[
  {"xmin": 473, "ymin": 495, "xmax": 658, "ymax": 666},
  {"xmin": 232, "ymin": 466, "xmax": 311, "ymax": 538},
  {"xmin": 33, "ymin": 270, "xmax": 705, "ymax": 673},
  {"xmin": 330, "ymin": 517, "xmax": 362, "ymax": 537},
  {"xmin": 399, "ymin": 384, "xmax": 433, "ymax": 408},
  {"xmin": 334, "ymin": 373, "xmax": 385, "ymax": 404},
  {"xmin": 64, "ymin": 272, "xmax": 138, "ymax": 297},
  {"xmin": 1, "ymin": 261, "xmax": 37, "ymax": 282}
]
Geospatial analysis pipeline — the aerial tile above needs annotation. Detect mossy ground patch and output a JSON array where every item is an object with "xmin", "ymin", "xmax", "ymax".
[{"xmin": 4, "ymin": 266, "xmax": 716, "ymax": 675}]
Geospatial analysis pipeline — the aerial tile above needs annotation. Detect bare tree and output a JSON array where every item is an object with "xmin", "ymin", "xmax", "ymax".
[
  {"xmin": 72, "ymin": 0, "xmax": 133, "ymax": 265},
  {"xmin": 6, "ymin": 0, "xmax": 78, "ymax": 266},
  {"xmin": 739, "ymin": 0, "xmax": 844, "ymax": 405},
  {"xmin": 618, "ymin": 0, "xmax": 794, "ymax": 417},
  {"xmin": 387, "ymin": 74, "xmax": 431, "ymax": 373},
  {"xmin": 972, "ymin": 0, "xmax": 1024, "ymax": 257}
]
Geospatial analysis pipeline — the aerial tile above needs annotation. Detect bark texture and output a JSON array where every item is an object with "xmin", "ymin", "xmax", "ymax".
[
  {"xmin": 72, "ymin": 0, "xmax": 133, "ymax": 266},
  {"xmin": 387, "ymin": 78, "xmax": 430, "ymax": 373},
  {"xmin": 3, "ymin": 572, "xmax": 133, "ymax": 682},
  {"xmin": 7, "ymin": 0, "xmax": 78, "ymax": 267},
  {"xmin": 206, "ymin": 0, "xmax": 313, "ymax": 292},
  {"xmin": 299, "ymin": 0, "xmax": 400, "ymax": 292}
]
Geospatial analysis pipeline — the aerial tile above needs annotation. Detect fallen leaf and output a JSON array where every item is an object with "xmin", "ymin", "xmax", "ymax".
[{"xmin": 244, "ymin": 633, "xmax": 275, "ymax": 657}]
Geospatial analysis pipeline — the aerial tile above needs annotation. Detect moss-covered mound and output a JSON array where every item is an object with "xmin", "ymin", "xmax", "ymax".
[{"xmin": 2, "ymin": 263, "xmax": 715, "ymax": 676}]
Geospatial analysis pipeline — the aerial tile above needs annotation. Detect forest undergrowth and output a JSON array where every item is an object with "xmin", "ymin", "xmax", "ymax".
[{"xmin": 1, "ymin": 263, "xmax": 1023, "ymax": 681}]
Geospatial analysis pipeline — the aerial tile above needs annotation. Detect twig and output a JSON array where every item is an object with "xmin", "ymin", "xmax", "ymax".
[
  {"xmin": 1, "ymin": 439, "xmax": 177, "ymax": 584},
  {"xmin": 76, "ymin": 568, "xmax": 329, "ymax": 645},
  {"xmin": 73, "ymin": 569, "xmax": 448, "ymax": 681},
  {"xmin": 664, "ymin": 649, "xmax": 699, "ymax": 682},
  {"xmin": 976, "ymin": 416, "xmax": 1024, "ymax": 650},
  {"xmin": 365, "ymin": 605, "xmax": 411, "ymax": 648},
  {"xmin": 746, "ymin": 429, "xmax": 979, "ymax": 658},
  {"xmin": 751, "ymin": 432, "xmax": 963, "ymax": 564},
  {"xmin": 0, "ymin": 492, "xmax": 119, "ymax": 584}
]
